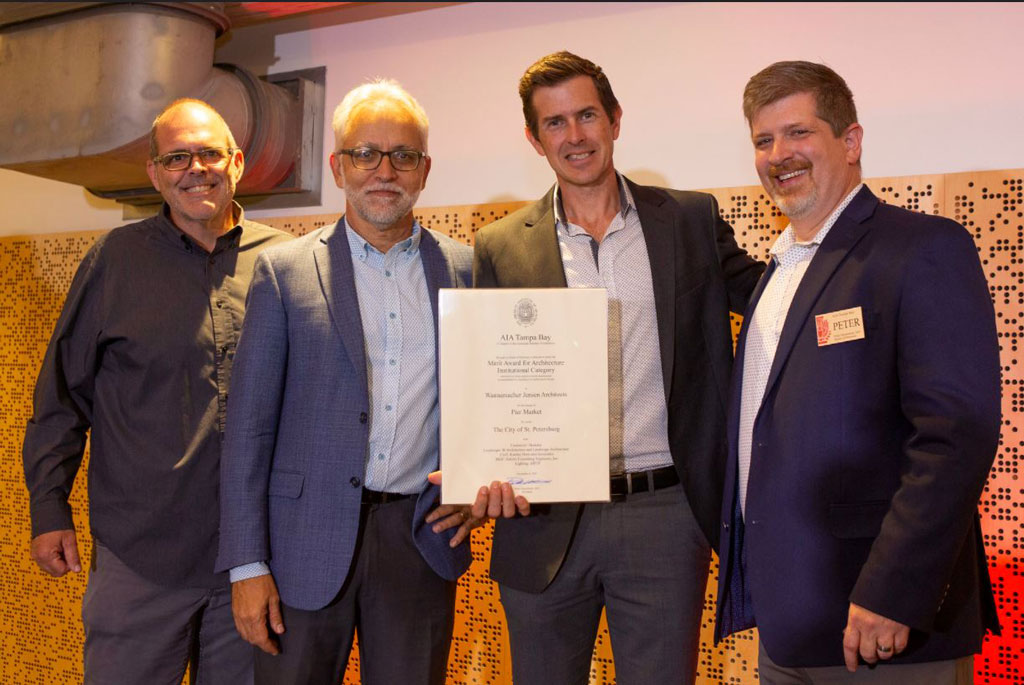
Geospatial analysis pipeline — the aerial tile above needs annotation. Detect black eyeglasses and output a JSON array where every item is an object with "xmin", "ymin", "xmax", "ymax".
[
  {"xmin": 339, "ymin": 147, "xmax": 428, "ymax": 171},
  {"xmin": 153, "ymin": 147, "xmax": 237, "ymax": 172}
]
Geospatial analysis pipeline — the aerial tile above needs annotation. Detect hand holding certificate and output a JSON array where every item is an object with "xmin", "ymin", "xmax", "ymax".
[{"xmin": 439, "ymin": 288, "xmax": 609, "ymax": 504}]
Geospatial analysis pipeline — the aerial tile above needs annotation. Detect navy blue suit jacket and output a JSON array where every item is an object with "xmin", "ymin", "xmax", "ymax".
[
  {"xmin": 216, "ymin": 219, "xmax": 472, "ymax": 611},
  {"xmin": 715, "ymin": 187, "xmax": 1001, "ymax": 667}
]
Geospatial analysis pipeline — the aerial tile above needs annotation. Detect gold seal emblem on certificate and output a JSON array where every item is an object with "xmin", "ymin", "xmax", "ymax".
[{"xmin": 514, "ymin": 297, "xmax": 538, "ymax": 327}]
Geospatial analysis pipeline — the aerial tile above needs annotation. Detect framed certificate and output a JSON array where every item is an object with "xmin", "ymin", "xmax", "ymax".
[{"xmin": 439, "ymin": 288, "xmax": 609, "ymax": 504}]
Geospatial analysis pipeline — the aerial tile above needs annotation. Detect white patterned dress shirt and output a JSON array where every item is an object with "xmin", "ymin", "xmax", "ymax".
[{"xmin": 554, "ymin": 174, "xmax": 674, "ymax": 474}]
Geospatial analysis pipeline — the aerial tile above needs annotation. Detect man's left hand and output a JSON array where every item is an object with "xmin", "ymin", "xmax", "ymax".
[
  {"xmin": 425, "ymin": 504, "xmax": 480, "ymax": 547},
  {"xmin": 842, "ymin": 602, "xmax": 910, "ymax": 672}
]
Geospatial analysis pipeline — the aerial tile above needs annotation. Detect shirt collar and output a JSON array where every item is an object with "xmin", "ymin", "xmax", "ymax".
[
  {"xmin": 553, "ymin": 171, "xmax": 636, "ymax": 234},
  {"xmin": 343, "ymin": 216, "xmax": 423, "ymax": 259},
  {"xmin": 770, "ymin": 183, "xmax": 864, "ymax": 260},
  {"xmin": 156, "ymin": 200, "xmax": 244, "ymax": 253}
]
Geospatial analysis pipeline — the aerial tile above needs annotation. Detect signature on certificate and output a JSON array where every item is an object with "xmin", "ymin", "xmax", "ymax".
[{"xmin": 506, "ymin": 477, "xmax": 553, "ymax": 485}]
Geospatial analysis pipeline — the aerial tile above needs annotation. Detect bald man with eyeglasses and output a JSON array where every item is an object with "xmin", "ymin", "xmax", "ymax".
[{"xmin": 22, "ymin": 98, "xmax": 292, "ymax": 684}]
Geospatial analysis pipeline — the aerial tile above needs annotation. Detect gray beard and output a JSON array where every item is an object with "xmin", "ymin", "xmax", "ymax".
[
  {"xmin": 350, "ymin": 190, "xmax": 419, "ymax": 229},
  {"xmin": 772, "ymin": 184, "xmax": 818, "ymax": 220}
]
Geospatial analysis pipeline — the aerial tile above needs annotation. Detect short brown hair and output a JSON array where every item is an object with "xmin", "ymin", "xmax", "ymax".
[
  {"xmin": 743, "ymin": 61, "xmax": 857, "ymax": 136},
  {"xmin": 149, "ymin": 98, "xmax": 237, "ymax": 159},
  {"xmin": 519, "ymin": 51, "xmax": 619, "ymax": 138}
]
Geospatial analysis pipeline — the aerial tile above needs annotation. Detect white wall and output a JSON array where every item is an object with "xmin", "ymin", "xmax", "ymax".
[{"xmin": 2, "ymin": 2, "xmax": 1022, "ymax": 235}]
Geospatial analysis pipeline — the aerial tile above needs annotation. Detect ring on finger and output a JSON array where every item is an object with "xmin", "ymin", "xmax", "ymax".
[{"xmin": 877, "ymin": 644, "xmax": 893, "ymax": 654}]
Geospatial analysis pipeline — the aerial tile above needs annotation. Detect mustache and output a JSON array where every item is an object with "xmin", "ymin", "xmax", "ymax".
[
  {"xmin": 767, "ymin": 162, "xmax": 810, "ymax": 178},
  {"xmin": 361, "ymin": 183, "xmax": 407, "ymax": 195}
]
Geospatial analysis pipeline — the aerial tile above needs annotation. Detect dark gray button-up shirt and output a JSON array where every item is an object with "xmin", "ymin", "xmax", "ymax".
[{"xmin": 23, "ymin": 204, "xmax": 292, "ymax": 588}]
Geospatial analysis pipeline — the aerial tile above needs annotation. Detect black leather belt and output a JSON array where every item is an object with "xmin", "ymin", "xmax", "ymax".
[
  {"xmin": 609, "ymin": 465, "xmax": 679, "ymax": 500},
  {"xmin": 362, "ymin": 489, "xmax": 411, "ymax": 504}
]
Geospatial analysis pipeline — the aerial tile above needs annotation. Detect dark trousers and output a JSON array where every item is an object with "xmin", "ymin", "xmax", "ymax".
[
  {"xmin": 254, "ymin": 497, "xmax": 457, "ymax": 685},
  {"xmin": 82, "ymin": 541, "xmax": 251, "ymax": 685},
  {"xmin": 499, "ymin": 482, "xmax": 711, "ymax": 685}
]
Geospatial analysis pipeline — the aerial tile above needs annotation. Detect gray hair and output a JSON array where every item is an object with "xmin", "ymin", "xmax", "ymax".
[{"xmin": 331, "ymin": 78, "xmax": 429, "ymax": 152}]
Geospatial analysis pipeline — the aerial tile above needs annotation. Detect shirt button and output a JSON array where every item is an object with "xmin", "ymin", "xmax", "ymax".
[
  {"xmin": 378, "ymin": 453, "xmax": 385, "ymax": 461},
  {"xmin": 385, "ymin": 404, "xmax": 392, "ymax": 411},
  {"xmin": 359, "ymin": 412, "xmax": 368, "ymax": 423},
  {"xmin": 350, "ymin": 476, "xmax": 361, "ymax": 488},
  {"xmin": 389, "ymin": 359, "xmax": 396, "ymax": 366},
  {"xmin": 389, "ymin": 312, "xmax": 396, "ymax": 319},
  {"xmin": 385, "ymin": 270, "xmax": 392, "ymax": 277}
]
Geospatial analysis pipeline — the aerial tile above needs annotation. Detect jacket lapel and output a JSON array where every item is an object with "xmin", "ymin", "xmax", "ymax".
[
  {"xmin": 521, "ymin": 188, "xmax": 569, "ymax": 288},
  {"xmin": 630, "ymin": 181, "xmax": 676, "ymax": 401},
  {"xmin": 760, "ymin": 186, "xmax": 878, "ymax": 401},
  {"xmin": 418, "ymin": 228, "xmax": 451, "ymax": 327},
  {"xmin": 314, "ymin": 218, "xmax": 368, "ymax": 389}
]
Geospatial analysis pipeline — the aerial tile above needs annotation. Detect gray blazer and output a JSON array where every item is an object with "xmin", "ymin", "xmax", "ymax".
[{"xmin": 216, "ymin": 219, "xmax": 472, "ymax": 610}]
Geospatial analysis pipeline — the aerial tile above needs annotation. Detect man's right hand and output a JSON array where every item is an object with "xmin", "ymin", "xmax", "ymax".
[
  {"xmin": 30, "ymin": 529, "xmax": 81, "ymax": 576},
  {"xmin": 474, "ymin": 480, "xmax": 531, "ymax": 519},
  {"xmin": 231, "ymin": 574, "xmax": 285, "ymax": 655},
  {"xmin": 427, "ymin": 472, "xmax": 531, "ymax": 519}
]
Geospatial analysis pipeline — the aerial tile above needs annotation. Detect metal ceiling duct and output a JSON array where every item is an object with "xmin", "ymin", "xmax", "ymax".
[{"xmin": 0, "ymin": 2, "xmax": 308, "ymax": 204}]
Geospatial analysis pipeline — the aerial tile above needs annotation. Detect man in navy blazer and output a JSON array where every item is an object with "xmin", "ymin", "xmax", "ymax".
[
  {"xmin": 216, "ymin": 80, "xmax": 472, "ymax": 685},
  {"xmin": 716, "ymin": 61, "xmax": 1001, "ymax": 683}
]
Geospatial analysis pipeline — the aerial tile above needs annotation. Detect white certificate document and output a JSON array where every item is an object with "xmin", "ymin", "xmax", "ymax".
[{"xmin": 439, "ymin": 288, "xmax": 609, "ymax": 504}]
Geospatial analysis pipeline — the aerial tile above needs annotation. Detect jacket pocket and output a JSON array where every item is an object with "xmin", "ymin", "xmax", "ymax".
[
  {"xmin": 268, "ymin": 470, "xmax": 304, "ymax": 499},
  {"xmin": 827, "ymin": 500, "xmax": 889, "ymax": 538}
]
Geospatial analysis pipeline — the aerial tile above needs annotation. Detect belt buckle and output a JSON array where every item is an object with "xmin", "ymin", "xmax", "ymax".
[
  {"xmin": 609, "ymin": 474, "xmax": 626, "ymax": 501},
  {"xmin": 610, "ymin": 472, "xmax": 634, "ymax": 501}
]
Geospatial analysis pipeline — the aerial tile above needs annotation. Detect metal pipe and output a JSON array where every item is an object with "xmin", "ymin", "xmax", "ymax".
[{"xmin": 0, "ymin": 2, "xmax": 301, "ymax": 199}]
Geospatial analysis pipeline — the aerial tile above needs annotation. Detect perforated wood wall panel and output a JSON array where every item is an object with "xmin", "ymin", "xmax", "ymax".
[{"xmin": 1, "ymin": 169, "xmax": 1020, "ymax": 684}]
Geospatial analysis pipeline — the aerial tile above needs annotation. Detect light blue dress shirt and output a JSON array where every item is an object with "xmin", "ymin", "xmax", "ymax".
[{"xmin": 231, "ymin": 218, "xmax": 440, "ymax": 582}]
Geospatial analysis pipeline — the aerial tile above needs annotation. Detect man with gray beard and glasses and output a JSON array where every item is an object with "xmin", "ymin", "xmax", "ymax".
[{"xmin": 216, "ymin": 79, "xmax": 474, "ymax": 685}]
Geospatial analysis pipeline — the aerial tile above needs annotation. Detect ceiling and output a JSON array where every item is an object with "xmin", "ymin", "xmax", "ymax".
[
  {"xmin": 223, "ymin": 2, "xmax": 362, "ymax": 29},
  {"xmin": 0, "ymin": 2, "xmax": 457, "ymax": 32}
]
